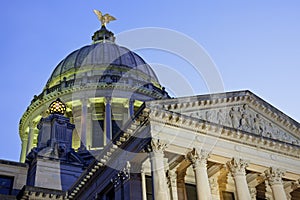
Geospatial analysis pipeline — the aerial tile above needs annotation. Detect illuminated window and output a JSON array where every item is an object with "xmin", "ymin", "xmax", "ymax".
[{"xmin": 0, "ymin": 175, "xmax": 14, "ymax": 195}]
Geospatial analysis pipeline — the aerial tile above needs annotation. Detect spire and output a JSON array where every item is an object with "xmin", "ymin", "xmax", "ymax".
[{"xmin": 92, "ymin": 10, "xmax": 116, "ymax": 43}]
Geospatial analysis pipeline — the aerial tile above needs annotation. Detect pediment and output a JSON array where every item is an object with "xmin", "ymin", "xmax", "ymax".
[{"xmin": 147, "ymin": 90, "xmax": 300, "ymax": 145}]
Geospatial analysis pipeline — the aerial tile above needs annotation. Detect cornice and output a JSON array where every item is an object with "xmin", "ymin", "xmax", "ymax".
[
  {"xmin": 146, "ymin": 107, "xmax": 300, "ymax": 159},
  {"xmin": 146, "ymin": 90, "xmax": 300, "ymax": 139}
]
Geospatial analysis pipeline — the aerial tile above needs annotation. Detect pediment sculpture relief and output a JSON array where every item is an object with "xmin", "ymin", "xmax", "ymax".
[{"xmin": 188, "ymin": 104, "xmax": 299, "ymax": 145}]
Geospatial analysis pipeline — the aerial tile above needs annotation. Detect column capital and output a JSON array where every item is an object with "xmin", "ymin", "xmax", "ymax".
[
  {"xmin": 80, "ymin": 97, "xmax": 91, "ymax": 105},
  {"xmin": 291, "ymin": 180, "xmax": 300, "ymax": 191},
  {"xmin": 104, "ymin": 96, "xmax": 112, "ymax": 105},
  {"xmin": 227, "ymin": 157, "xmax": 248, "ymax": 177},
  {"xmin": 147, "ymin": 138, "xmax": 168, "ymax": 154},
  {"xmin": 187, "ymin": 148, "xmax": 209, "ymax": 169},
  {"xmin": 265, "ymin": 167, "xmax": 285, "ymax": 186}
]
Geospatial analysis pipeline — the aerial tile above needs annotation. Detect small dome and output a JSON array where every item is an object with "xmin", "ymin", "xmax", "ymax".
[{"xmin": 48, "ymin": 98, "xmax": 66, "ymax": 115}]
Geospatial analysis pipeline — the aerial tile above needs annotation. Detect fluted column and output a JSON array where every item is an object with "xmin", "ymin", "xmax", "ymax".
[
  {"xmin": 104, "ymin": 97, "xmax": 112, "ymax": 145},
  {"xmin": 265, "ymin": 167, "xmax": 287, "ymax": 200},
  {"xmin": 167, "ymin": 170, "xmax": 178, "ymax": 200},
  {"xmin": 148, "ymin": 139, "xmax": 170, "ymax": 200},
  {"xmin": 227, "ymin": 158, "xmax": 251, "ymax": 200},
  {"xmin": 187, "ymin": 148, "xmax": 212, "ymax": 200}
]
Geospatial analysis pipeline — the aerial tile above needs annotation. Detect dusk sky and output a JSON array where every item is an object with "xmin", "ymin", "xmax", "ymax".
[{"xmin": 1, "ymin": 1, "xmax": 300, "ymax": 161}]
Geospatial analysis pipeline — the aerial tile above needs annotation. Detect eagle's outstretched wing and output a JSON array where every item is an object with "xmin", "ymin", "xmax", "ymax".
[
  {"xmin": 93, "ymin": 9, "xmax": 103, "ymax": 22},
  {"xmin": 104, "ymin": 14, "xmax": 116, "ymax": 22}
]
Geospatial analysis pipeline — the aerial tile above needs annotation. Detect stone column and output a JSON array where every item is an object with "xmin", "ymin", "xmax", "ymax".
[
  {"xmin": 104, "ymin": 97, "xmax": 112, "ymax": 145},
  {"xmin": 227, "ymin": 158, "xmax": 251, "ymax": 200},
  {"xmin": 148, "ymin": 139, "xmax": 170, "ymax": 200},
  {"xmin": 80, "ymin": 98, "xmax": 88, "ymax": 148},
  {"xmin": 123, "ymin": 99, "xmax": 134, "ymax": 125},
  {"xmin": 265, "ymin": 167, "xmax": 287, "ymax": 200},
  {"xmin": 26, "ymin": 122, "xmax": 35, "ymax": 153},
  {"xmin": 141, "ymin": 166, "xmax": 147, "ymax": 200},
  {"xmin": 20, "ymin": 136, "xmax": 28, "ymax": 162},
  {"xmin": 128, "ymin": 99, "xmax": 134, "ymax": 118},
  {"xmin": 167, "ymin": 170, "xmax": 178, "ymax": 200},
  {"xmin": 187, "ymin": 148, "xmax": 212, "ymax": 200},
  {"xmin": 176, "ymin": 169, "xmax": 188, "ymax": 200}
]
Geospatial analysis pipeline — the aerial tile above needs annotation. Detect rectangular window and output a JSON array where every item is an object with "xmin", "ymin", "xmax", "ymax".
[
  {"xmin": 186, "ymin": 183, "xmax": 197, "ymax": 200},
  {"xmin": 92, "ymin": 120, "xmax": 104, "ymax": 148},
  {"xmin": 222, "ymin": 191, "xmax": 235, "ymax": 200},
  {"xmin": 112, "ymin": 120, "xmax": 122, "ymax": 139},
  {"xmin": 0, "ymin": 175, "xmax": 14, "ymax": 195},
  {"xmin": 145, "ymin": 176, "xmax": 152, "ymax": 200}
]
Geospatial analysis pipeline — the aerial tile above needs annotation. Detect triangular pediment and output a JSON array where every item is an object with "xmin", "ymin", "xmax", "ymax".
[{"xmin": 146, "ymin": 90, "xmax": 300, "ymax": 145}]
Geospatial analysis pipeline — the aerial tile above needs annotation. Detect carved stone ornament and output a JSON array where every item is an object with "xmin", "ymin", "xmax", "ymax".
[
  {"xmin": 265, "ymin": 167, "xmax": 285, "ymax": 186},
  {"xmin": 227, "ymin": 158, "xmax": 248, "ymax": 177},
  {"xmin": 188, "ymin": 104, "xmax": 299, "ymax": 145},
  {"xmin": 167, "ymin": 170, "xmax": 177, "ymax": 187},
  {"xmin": 111, "ymin": 161, "xmax": 131, "ymax": 188},
  {"xmin": 187, "ymin": 148, "xmax": 209, "ymax": 169},
  {"xmin": 148, "ymin": 138, "xmax": 168, "ymax": 154},
  {"xmin": 249, "ymin": 187, "xmax": 257, "ymax": 199}
]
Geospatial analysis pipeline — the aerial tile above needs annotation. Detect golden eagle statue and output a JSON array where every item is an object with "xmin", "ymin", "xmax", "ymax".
[{"xmin": 93, "ymin": 10, "xmax": 116, "ymax": 27}]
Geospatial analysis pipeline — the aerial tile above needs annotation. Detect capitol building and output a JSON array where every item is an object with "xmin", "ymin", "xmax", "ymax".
[{"xmin": 1, "ymin": 11, "xmax": 300, "ymax": 200}]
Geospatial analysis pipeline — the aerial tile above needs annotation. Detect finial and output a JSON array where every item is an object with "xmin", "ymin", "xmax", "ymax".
[
  {"xmin": 93, "ymin": 9, "xmax": 116, "ymax": 27},
  {"xmin": 48, "ymin": 98, "xmax": 66, "ymax": 115}
]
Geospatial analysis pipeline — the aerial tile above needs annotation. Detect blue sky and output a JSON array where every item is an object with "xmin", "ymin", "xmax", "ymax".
[{"xmin": 1, "ymin": 1, "xmax": 300, "ymax": 161}]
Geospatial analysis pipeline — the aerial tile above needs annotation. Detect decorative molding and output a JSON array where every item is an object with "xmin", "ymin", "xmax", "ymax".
[
  {"xmin": 147, "ymin": 138, "xmax": 168, "ymax": 154},
  {"xmin": 227, "ymin": 158, "xmax": 248, "ymax": 177},
  {"xmin": 147, "ymin": 107, "xmax": 300, "ymax": 158},
  {"xmin": 249, "ymin": 187, "xmax": 257, "ymax": 199},
  {"xmin": 188, "ymin": 104, "xmax": 299, "ymax": 145},
  {"xmin": 265, "ymin": 167, "xmax": 285, "ymax": 186},
  {"xmin": 187, "ymin": 148, "xmax": 209, "ymax": 169}
]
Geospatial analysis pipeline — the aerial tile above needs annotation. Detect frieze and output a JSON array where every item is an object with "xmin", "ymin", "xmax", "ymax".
[{"xmin": 187, "ymin": 104, "xmax": 299, "ymax": 145}]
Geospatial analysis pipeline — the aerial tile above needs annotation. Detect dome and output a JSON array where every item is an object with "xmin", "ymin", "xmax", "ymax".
[
  {"xmin": 19, "ymin": 21, "xmax": 170, "ymax": 163},
  {"xmin": 46, "ymin": 40, "xmax": 159, "ymax": 88}
]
